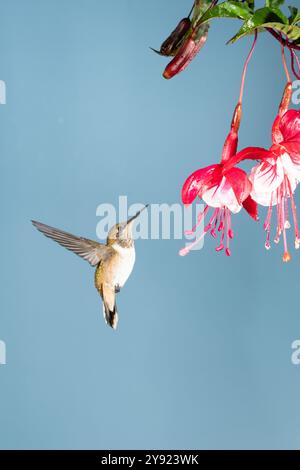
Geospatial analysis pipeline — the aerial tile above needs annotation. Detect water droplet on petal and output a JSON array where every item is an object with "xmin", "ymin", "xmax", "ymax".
[
  {"xmin": 274, "ymin": 237, "xmax": 280, "ymax": 244},
  {"xmin": 284, "ymin": 221, "xmax": 291, "ymax": 229},
  {"xmin": 265, "ymin": 242, "xmax": 271, "ymax": 250}
]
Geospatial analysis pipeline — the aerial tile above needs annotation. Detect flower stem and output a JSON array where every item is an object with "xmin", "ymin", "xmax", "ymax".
[
  {"xmin": 267, "ymin": 28, "xmax": 300, "ymax": 52},
  {"xmin": 290, "ymin": 49, "xmax": 300, "ymax": 80},
  {"xmin": 238, "ymin": 31, "xmax": 258, "ymax": 105},
  {"xmin": 230, "ymin": 31, "xmax": 258, "ymax": 133},
  {"xmin": 281, "ymin": 43, "xmax": 291, "ymax": 82}
]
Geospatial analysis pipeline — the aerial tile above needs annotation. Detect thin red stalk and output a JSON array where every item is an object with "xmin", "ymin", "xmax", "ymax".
[
  {"xmin": 267, "ymin": 28, "xmax": 300, "ymax": 52},
  {"xmin": 290, "ymin": 50, "xmax": 300, "ymax": 79},
  {"xmin": 281, "ymin": 43, "xmax": 291, "ymax": 82},
  {"xmin": 238, "ymin": 31, "xmax": 258, "ymax": 105},
  {"xmin": 294, "ymin": 50, "xmax": 300, "ymax": 71},
  {"xmin": 228, "ymin": 31, "xmax": 257, "ymax": 135},
  {"xmin": 290, "ymin": 49, "xmax": 300, "ymax": 80}
]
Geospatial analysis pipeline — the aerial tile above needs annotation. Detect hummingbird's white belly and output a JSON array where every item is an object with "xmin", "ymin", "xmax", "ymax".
[{"xmin": 112, "ymin": 245, "xmax": 136, "ymax": 288}]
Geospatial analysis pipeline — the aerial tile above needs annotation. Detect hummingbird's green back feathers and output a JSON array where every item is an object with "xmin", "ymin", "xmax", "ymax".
[{"xmin": 31, "ymin": 220, "xmax": 113, "ymax": 266}]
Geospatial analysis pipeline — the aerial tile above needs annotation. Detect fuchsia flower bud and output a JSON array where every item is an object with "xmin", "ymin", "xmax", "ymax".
[
  {"xmin": 159, "ymin": 18, "xmax": 192, "ymax": 57},
  {"xmin": 163, "ymin": 28, "xmax": 208, "ymax": 80}
]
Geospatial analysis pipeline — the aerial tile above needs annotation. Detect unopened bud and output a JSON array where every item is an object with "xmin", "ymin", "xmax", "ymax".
[{"xmin": 160, "ymin": 18, "xmax": 191, "ymax": 56}]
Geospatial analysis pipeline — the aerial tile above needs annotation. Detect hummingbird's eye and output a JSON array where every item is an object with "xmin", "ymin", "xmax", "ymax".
[{"xmin": 117, "ymin": 224, "xmax": 126, "ymax": 239}]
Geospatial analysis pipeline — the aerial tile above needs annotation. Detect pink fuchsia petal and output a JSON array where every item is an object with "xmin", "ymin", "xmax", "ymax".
[
  {"xmin": 248, "ymin": 159, "xmax": 296, "ymax": 208},
  {"xmin": 249, "ymin": 178, "xmax": 278, "ymax": 207},
  {"xmin": 250, "ymin": 159, "xmax": 284, "ymax": 199},
  {"xmin": 281, "ymin": 142, "xmax": 300, "ymax": 181},
  {"xmin": 279, "ymin": 110, "xmax": 300, "ymax": 143},
  {"xmin": 279, "ymin": 153, "xmax": 300, "ymax": 185},
  {"xmin": 270, "ymin": 142, "xmax": 300, "ymax": 183},
  {"xmin": 242, "ymin": 195, "xmax": 258, "ymax": 221},
  {"xmin": 250, "ymin": 187, "xmax": 274, "ymax": 207},
  {"xmin": 202, "ymin": 176, "xmax": 242, "ymax": 213},
  {"xmin": 223, "ymin": 147, "xmax": 272, "ymax": 171},
  {"xmin": 181, "ymin": 164, "xmax": 220, "ymax": 206},
  {"xmin": 224, "ymin": 167, "xmax": 252, "ymax": 205}
]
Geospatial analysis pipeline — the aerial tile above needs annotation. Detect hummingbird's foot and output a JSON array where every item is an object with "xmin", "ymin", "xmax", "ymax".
[{"xmin": 115, "ymin": 284, "xmax": 121, "ymax": 294}]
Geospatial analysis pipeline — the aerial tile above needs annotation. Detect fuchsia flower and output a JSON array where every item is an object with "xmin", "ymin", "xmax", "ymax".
[
  {"xmin": 233, "ymin": 83, "xmax": 300, "ymax": 261},
  {"xmin": 180, "ymin": 118, "xmax": 256, "ymax": 257},
  {"xmin": 180, "ymin": 33, "xmax": 258, "ymax": 258}
]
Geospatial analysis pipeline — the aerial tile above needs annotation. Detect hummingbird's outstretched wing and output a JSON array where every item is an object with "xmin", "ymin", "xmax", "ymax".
[{"xmin": 32, "ymin": 220, "xmax": 113, "ymax": 266}]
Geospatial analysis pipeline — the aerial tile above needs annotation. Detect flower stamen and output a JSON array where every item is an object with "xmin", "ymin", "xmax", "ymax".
[
  {"xmin": 184, "ymin": 205, "xmax": 209, "ymax": 235},
  {"xmin": 179, "ymin": 207, "xmax": 219, "ymax": 256},
  {"xmin": 226, "ymin": 208, "xmax": 232, "ymax": 257}
]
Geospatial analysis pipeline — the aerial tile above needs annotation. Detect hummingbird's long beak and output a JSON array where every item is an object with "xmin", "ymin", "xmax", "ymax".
[{"xmin": 126, "ymin": 204, "xmax": 149, "ymax": 225}]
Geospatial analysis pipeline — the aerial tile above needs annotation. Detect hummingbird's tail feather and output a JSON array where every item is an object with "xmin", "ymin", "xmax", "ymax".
[
  {"xmin": 101, "ymin": 283, "xmax": 118, "ymax": 330},
  {"xmin": 103, "ymin": 302, "xmax": 118, "ymax": 330}
]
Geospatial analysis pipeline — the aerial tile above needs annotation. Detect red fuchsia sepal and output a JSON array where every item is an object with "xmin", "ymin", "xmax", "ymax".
[
  {"xmin": 181, "ymin": 164, "xmax": 221, "ymax": 206},
  {"xmin": 225, "ymin": 146, "xmax": 271, "ymax": 171},
  {"xmin": 278, "ymin": 109, "xmax": 300, "ymax": 143},
  {"xmin": 242, "ymin": 195, "xmax": 259, "ymax": 221}
]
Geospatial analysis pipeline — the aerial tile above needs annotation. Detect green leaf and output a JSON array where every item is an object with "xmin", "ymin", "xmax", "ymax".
[
  {"xmin": 288, "ymin": 6, "xmax": 300, "ymax": 25},
  {"xmin": 192, "ymin": 0, "xmax": 215, "ymax": 24},
  {"xmin": 245, "ymin": 0, "xmax": 255, "ymax": 11},
  {"xmin": 228, "ymin": 7, "xmax": 300, "ymax": 43},
  {"xmin": 265, "ymin": 0, "xmax": 284, "ymax": 8},
  {"xmin": 196, "ymin": 1, "xmax": 252, "ymax": 26}
]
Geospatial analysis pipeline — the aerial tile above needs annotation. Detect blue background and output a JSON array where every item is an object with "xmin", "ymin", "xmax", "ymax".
[{"xmin": 1, "ymin": 0, "xmax": 300, "ymax": 450}]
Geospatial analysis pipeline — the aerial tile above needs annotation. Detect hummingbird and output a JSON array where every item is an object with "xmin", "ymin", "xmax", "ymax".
[{"xmin": 31, "ymin": 205, "xmax": 148, "ymax": 330}]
